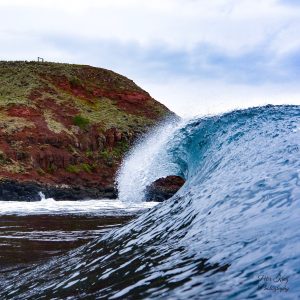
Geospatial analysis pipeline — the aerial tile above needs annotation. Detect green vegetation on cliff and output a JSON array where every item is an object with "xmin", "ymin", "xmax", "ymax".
[{"xmin": 0, "ymin": 61, "xmax": 172, "ymax": 190}]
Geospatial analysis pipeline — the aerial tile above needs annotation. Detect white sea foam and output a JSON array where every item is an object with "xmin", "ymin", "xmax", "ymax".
[{"xmin": 0, "ymin": 194, "xmax": 158, "ymax": 216}]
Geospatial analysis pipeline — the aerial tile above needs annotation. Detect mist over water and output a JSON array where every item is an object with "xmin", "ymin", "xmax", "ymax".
[{"xmin": 1, "ymin": 105, "xmax": 300, "ymax": 299}]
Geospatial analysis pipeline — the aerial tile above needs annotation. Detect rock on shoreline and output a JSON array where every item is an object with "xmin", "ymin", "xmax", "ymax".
[
  {"xmin": 0, "ymin": 180, "xmax": 117, "ymax": 201},
  {"xmin": 145, "ymin": 176, "xmax": 185, "ymax": 202}
]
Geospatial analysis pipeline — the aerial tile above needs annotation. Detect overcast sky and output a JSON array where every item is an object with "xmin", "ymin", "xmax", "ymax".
[{"xmin": 1, "ymin": 0, "xmax": 300, "ymax": 116}]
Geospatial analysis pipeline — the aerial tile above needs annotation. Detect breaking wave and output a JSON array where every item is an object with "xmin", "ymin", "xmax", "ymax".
[{"xmin": 1, "ymin": 105, "xmax": 300, "ymax": 299}]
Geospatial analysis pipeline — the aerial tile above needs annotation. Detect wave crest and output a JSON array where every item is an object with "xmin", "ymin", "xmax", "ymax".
[{"xmin": 2, "ymin": 105, "xmax": 300, "ymax": 299}]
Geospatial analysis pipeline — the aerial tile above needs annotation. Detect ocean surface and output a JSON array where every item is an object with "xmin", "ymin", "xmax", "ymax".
[
  {"xmin": 1, "ymin": 105, "xmax": 300, "ymax": 299},
  {"xmin": 0, "ymin": 196, "xmax": 156, "ymax": 272}
]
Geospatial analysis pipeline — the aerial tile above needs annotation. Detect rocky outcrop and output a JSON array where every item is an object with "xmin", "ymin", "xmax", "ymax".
[
  {"xmin": 0, "ymin": 61, "xmax": 173, "ymax": 200},
  {"xmin": 145, "ymin": 176, "xmax": 185, "ymax": 202},
  {"xmin": 0, "ymin": 180, "xmax": 116, "ymax": 201}
]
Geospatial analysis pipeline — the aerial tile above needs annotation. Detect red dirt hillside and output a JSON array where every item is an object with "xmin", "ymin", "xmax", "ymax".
[{"xmin": 0, "ymin": 61, "xmax": 172, "ymax": 200}]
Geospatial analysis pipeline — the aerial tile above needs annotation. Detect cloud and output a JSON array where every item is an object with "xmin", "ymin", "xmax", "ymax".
[
  {"xmin": 279, "ymin": 0, "xmax": 300, "ymax": 6},
  {"xmin": 0, "ymin": 0, "xmax": 299, "ymax": 115},
  {"xmin": 26, "ymin": 34, "xmax": 300, "ymax": 86},
  {"xmin": 0, "ymin": 0, "xmax": 297, "ymax": 51}
]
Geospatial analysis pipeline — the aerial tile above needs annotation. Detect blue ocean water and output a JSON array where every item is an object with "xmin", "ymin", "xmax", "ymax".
[{"xmin": 1, "ymin": 105, "xmax": 300, "ymax": 299}]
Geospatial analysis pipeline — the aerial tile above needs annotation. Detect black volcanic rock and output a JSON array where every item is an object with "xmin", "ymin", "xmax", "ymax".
[{"xmin": 145, "ymin": 175, "xmax": 185, "ymax": 202}]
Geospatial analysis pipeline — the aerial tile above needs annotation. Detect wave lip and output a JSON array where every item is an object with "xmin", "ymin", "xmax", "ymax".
[{"xmin": 116, "ymin": 117, "xmax": 188, "ymax": 203}]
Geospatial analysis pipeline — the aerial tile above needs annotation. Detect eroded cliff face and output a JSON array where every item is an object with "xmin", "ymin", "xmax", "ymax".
[{"xmin": 0, "ymin": 61, "xmax": 172, "ymax": 200}]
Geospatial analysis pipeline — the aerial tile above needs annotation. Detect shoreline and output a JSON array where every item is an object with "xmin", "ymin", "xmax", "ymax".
[
  {"xmin": 0, "ymin": 178, "xmax": 181, "ymax": 202},
  {"xmin": 0, "ymin": 180, "xmax": 117, "ymax": 201}
]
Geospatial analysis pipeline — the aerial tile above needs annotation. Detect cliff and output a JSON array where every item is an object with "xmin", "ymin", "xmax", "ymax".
[{"xmin": 0, "ymin": 61, "xmax": 172, "ymax": 200}]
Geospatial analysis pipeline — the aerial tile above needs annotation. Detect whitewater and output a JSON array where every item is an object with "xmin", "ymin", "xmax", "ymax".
[
  {"xmin": 1, "ymin": 105, "xmax": 300, "ymax": 299},
  {"xmin": 0, "ymin": 192, "xmax": 157, "ymax": 216}
]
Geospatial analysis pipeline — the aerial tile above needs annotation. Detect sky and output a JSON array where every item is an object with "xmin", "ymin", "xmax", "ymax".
[{"xmin": 0, "ymin": 0, "xmax": 300, "ymax": 116}]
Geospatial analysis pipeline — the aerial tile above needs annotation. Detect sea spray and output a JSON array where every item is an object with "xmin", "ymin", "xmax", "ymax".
[{"xmin": 116, "ymin": 117, "xmax": 188, "ymax": 202}]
